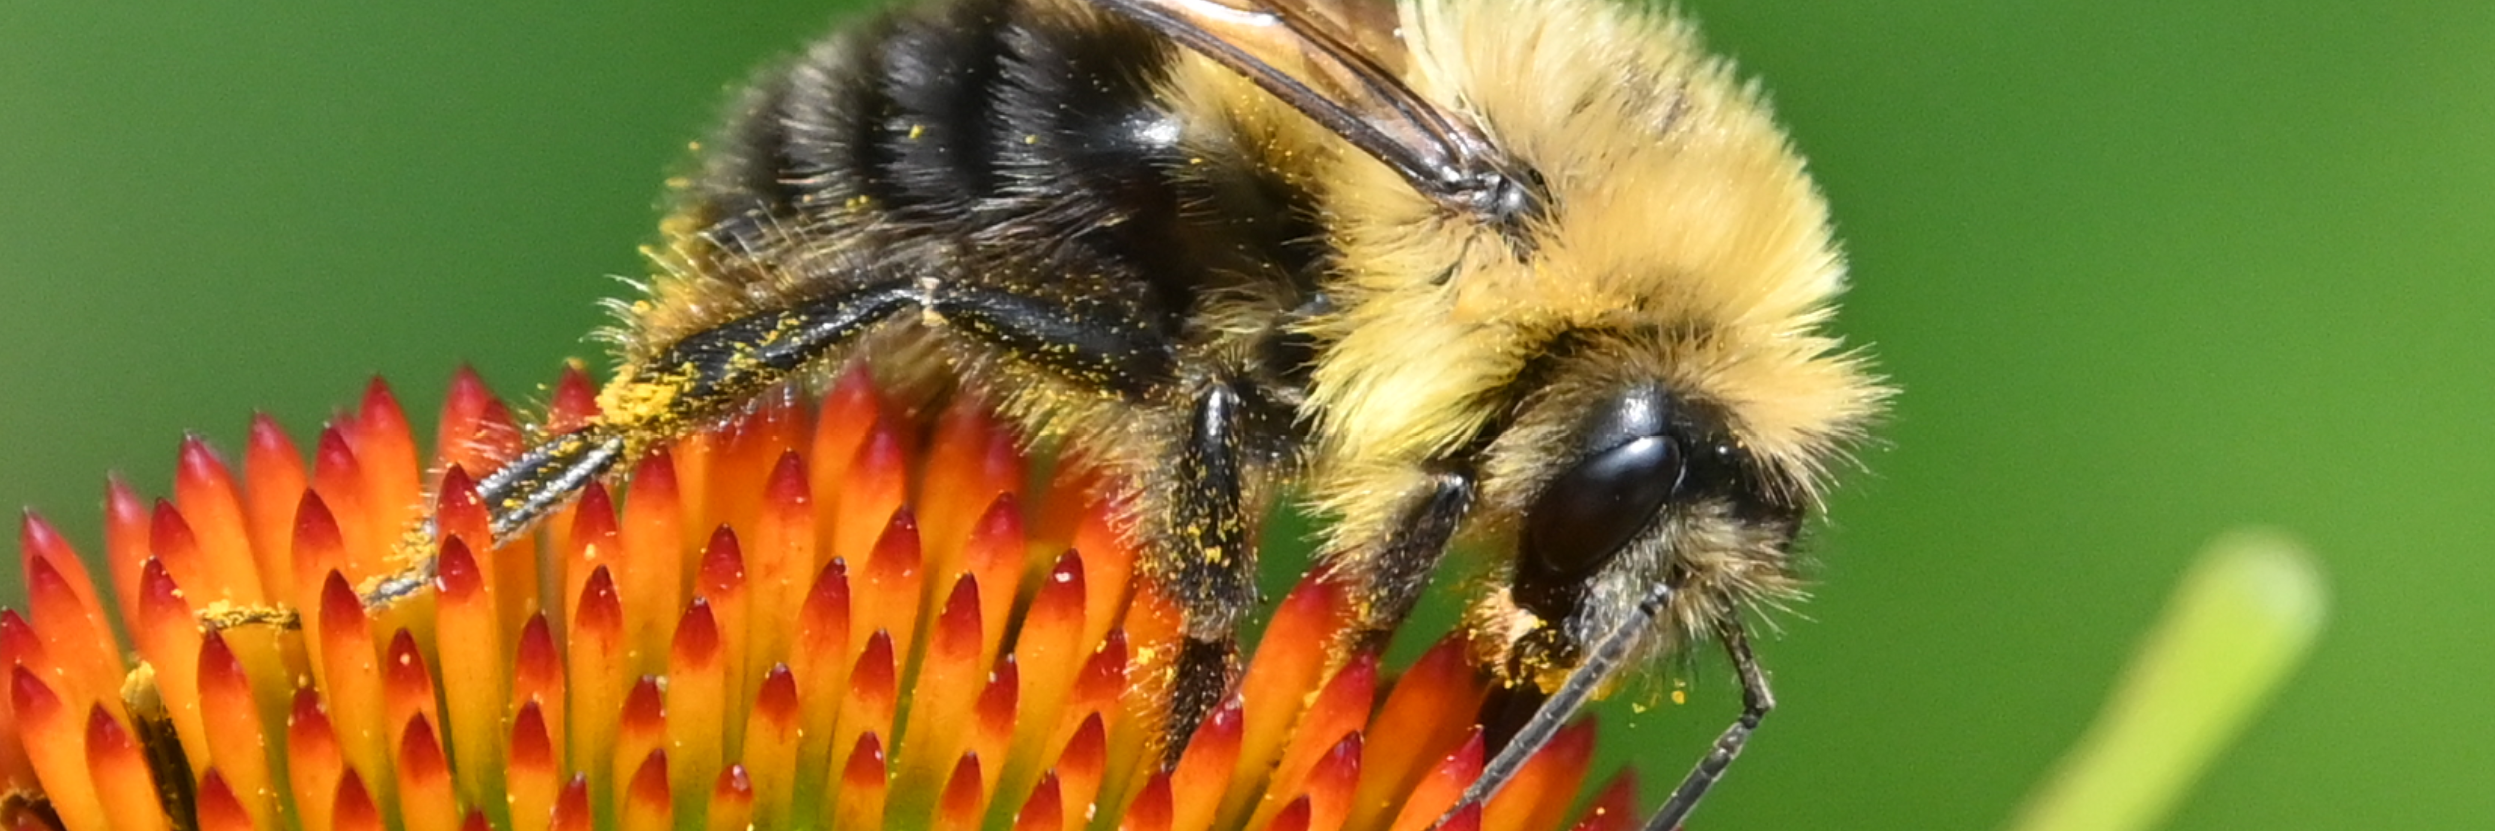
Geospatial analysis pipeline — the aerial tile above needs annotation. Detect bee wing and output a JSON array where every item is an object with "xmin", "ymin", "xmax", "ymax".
[{"xmin": 1091, "ymin": 0, "xmax": 1505, "ymax": 201}]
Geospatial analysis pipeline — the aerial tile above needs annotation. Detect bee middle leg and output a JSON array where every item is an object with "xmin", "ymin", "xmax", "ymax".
[
  {"xmin": 913, "ymin": 282, "xmax": 1271, "ymax": 754},
  {"xmin": 1154, "ymin": 380, "xmax": 1259, "ymax": 757}
]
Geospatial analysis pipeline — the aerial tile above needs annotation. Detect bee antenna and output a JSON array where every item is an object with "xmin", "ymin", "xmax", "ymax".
[{"xmin": 1434, "ymin": 581, "xmax": 1673, "ymax": 830}]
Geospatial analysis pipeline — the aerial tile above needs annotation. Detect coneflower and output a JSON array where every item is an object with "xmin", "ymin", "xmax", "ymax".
[{"xmin": 0, "ymin": 366, "xmax": 1629, "ymax": 831}]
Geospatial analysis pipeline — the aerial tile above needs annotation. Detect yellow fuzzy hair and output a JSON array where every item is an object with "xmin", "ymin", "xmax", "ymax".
[{"xmin": 1303, "ymin": 0, "xmax": 1886, "ymax": 539}]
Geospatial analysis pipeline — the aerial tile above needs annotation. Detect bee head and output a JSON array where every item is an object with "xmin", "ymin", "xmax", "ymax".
[
  {"xmin": 1290, "ymin": 0, "xmax": 1890, "ymax": 691},
  {"xmin": 1465, "ymin": 334, "xmax": 1842, "ymax": 692}
]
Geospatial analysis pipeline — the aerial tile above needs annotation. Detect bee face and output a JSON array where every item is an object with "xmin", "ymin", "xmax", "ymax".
[
  {"xmin": 1260, "ymin": 0, "xmax": 1890, "ymax": 700},
  {"xmin": 1465, "ymin": 337, "xmax": 1812, "ymax": 690},
  {"xmin": 1304, "ymin": 0, "xmax": 1882, "ymax": 487}
]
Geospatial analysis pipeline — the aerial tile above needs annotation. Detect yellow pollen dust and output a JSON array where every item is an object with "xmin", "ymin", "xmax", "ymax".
[{"xmin": 596, "ymin": 374, "xmax": 684, "ymax": 428}]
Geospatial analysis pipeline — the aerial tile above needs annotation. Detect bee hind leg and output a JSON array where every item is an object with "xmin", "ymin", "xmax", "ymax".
[
  {"xmin": 357, "ymin": 274, "xmax": 1175, "ymax": 613},
  {"xmin": 350, "ymin": 279, "xmax": 932, "ymax": 612},
  {"xmin": 357, "ymin": 426, "xmax": 630, "ymax": 610}
]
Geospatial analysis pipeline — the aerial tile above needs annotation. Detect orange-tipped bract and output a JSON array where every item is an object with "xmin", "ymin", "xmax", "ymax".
[{"xmin": 0, "ymin": 368, "xmax": 1639, "ymax": 831}]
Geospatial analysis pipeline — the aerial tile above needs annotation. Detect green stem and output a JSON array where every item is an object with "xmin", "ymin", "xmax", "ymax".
[{"xmin": 2008, "ymin": 529, "xmax": 2327, "ymax": 831}]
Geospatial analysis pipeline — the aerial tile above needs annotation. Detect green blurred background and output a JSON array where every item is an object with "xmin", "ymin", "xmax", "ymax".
[{"xmin": 1, "ymin": 2, "xmax": 2488, "ymax": 829}]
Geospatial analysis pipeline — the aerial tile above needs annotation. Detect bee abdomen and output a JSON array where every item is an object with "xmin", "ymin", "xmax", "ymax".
[
  {"xmin": 779, "ymin": 0, "xmax": 1015, "ymax": 219},
  {"xmin": 666, "ymin": 0, "xmax": 1327, "ymax": 401},
  {"xmin": 692, "ymin": 0, "xmax": 1195, "ymax": 245}
]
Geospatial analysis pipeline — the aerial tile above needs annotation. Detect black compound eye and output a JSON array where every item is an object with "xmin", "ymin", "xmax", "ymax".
[{"xmin": 1520, "ymin": 435, "xmax": 1685, "ymax": 584}]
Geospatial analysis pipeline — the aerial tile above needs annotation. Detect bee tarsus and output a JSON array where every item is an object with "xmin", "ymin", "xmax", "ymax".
[
  {"xmin": 477, "ymin": 428, "xmax": 629, "ymax": 541},
  {"xmin": 1166, "ymin": 635, "xmax": 1241, "ymax": 759},
  {"xmin": 1439, "ymin": 580, "xmax": 1675, "ymax": 829},
  {"xmin": 1648, "ymin": 626, "xmax": 1775, "ymax": 831},
  {"xmin": 1440, "ymin": 584, "xmax": 1778, "ymax": 831}
]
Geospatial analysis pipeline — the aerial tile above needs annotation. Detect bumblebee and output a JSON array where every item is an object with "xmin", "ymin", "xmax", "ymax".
[{"xmin": 358, "ymin": 0, "xmax": 1886, "ymax": 825}]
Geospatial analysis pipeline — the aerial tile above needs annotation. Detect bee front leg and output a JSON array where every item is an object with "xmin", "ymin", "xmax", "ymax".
[
  {"xmin": 1334, "ymin": 466, "xmax": 1475, "ymax": 646},
  {"xmin": 1643, "ymin": 623, "xmax": 1774, "ymax": 831}
]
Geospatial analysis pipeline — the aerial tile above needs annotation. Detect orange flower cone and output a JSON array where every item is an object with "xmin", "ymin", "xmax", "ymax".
[{"xmin": 0, "ymin": 366, "xmax": 1634, "ymax": 831}]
